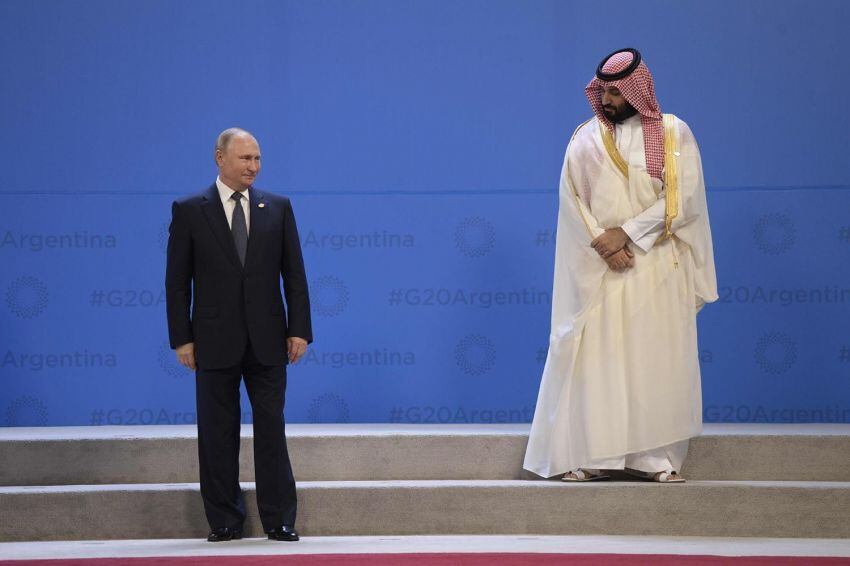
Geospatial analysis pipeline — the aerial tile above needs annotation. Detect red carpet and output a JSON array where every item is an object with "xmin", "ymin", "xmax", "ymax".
[{"xmin": 2, "ymin": 554, "xmax": 847, "ymax": 565}]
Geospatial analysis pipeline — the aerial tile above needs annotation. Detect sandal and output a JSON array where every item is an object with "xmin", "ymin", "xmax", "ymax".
[
  {"xmin": 562, "ymin": 469, "xmax": 611, "ymax": 482},
  {"xmin": 651, "ymin": 470, "xmax": 685, "ymax": 483}
]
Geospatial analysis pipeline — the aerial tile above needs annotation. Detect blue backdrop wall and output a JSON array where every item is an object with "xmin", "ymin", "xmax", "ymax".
[{"xmin": 2, "ymin": 0, "xmax": 848, "ymax": 426}]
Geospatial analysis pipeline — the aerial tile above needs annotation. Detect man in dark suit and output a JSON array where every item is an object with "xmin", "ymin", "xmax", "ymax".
[{"xmin": 166, "ymin": 127, "xmax": 312, "ymax": 542}]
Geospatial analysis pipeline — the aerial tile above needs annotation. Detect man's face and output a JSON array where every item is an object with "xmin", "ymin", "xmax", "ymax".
[
  {"xmin": 601, "ymin": 86, "xmax": 637, "ymax": 123},
  {"xmin": 216, "ymin": 134, "xmax": 261, "ymax": 191}
]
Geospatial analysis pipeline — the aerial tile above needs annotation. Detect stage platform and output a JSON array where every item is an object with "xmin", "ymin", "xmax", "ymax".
[
  {"xmin": 2, "ymin": 535, "xmax": 850, "ymax": 562},
  {"xmin": 1, "ymin": 424, "xmax": 848, "ymax": 541}
]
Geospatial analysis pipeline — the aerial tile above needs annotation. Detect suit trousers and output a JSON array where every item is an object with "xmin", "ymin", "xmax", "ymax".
[{"xmin": 195, "ymin": 340, "xmax": 296, "ymax": 532}]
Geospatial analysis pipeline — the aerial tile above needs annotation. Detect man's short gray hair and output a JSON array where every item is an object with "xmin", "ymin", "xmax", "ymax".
[{"xmin": 215, "ymin": 127, "xmax": 255, "ymax": 154}]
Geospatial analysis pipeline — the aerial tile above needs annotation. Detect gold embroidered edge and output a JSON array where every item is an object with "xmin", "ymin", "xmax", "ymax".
[{"xmin": 663, "ymin": 113, "xmax": 679, "ymax": 238}]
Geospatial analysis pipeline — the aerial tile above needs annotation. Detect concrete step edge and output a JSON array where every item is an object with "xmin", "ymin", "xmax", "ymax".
[{"xmin": 3, "ymin": 423, "xmax": 849, "ymax": 441}]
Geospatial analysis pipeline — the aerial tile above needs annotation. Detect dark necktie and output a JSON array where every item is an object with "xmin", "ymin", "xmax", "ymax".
[{"xmin": 230, "ymin": 192, "xmax": 248, "ymax": 266}]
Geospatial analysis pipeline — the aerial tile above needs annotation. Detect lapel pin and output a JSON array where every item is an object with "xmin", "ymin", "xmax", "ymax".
[{"xmin": 258, "ymin": 203, "xmax": 265, "ymax": 208}]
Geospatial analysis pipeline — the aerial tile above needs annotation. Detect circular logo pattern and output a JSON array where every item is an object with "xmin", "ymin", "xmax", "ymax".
[
  {"xmin": 454, "ymin": 217, "xmax": 496, "ymax": 258},
  {"xmin": 158, "ymin": 341, "xmax": 188, "ymax": 378},
  {"xmin": 311, "ymin": 276, "xmax": 349, "ymax": 317},
  {"xmin": 754, "ymin": 332, "xmax": 798, "ymax": 374},
  {"xmin": 753, "ymin": 213, "xmax": 795, "ymax": 255},
  {"xmin": 5, "ymin": 276, "xmax": 49, "ymax": 319},
  {"xmin": 454, "ymin": 334, "xmax": 497, "ymax": 376},
  {"xmin": 5, "ymin": 396, "xmax": 49, "ymax": 426},
  {"xmin": 307, "ymin": 393, "xmax": 350, "ymax": 423}
]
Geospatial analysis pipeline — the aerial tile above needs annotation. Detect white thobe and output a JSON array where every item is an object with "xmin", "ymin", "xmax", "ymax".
[
  {"xmin": 591, "ymin": 115, "xmax": 682, "ymax": 473},
  {"xmin": 618, "ymin": 114, "xmax": 665, "ymax": 253},
  {"xmin": 522, "ymin": 113, "xmax": 717, "ymax": 478}
]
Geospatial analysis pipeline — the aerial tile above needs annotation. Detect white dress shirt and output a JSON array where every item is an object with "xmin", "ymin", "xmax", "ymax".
[
  {"xmin": 616, "ymin": 114, "xmax": 666, "ymax": 252},
  {"xmin": 216, "ymin": 176, "xmax": 250, "ymax": 234}
]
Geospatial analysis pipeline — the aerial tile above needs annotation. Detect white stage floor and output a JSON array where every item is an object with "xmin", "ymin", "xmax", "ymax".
[{"xmin": 1, "ymin": 535, "xmax": 849, "ymax": 560}]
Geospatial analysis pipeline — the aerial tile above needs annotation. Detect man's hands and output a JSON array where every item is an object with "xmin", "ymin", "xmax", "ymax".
[
  {"xmin": 591, "ymin": 228, "xmax": 635, "ymax": 272},
  {"xmin": 591, "ymin": 227, "xmax": 630, "ymax": 258},
  {"xmin": 604, "ymin": 245, "xmax": 634, "ymax": 271},
  {"xmin": 287, "ymin": 337, "xmax": 308, "ymax": 364},
  {"xmin": 175, "ymin": 339, "xmax": 308, "ymax": 369},
  {"xmin": 175, "ymin": 342, "xmax": 196, "ymax": 370}
]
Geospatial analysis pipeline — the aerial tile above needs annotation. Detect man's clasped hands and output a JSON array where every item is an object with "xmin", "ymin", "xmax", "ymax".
[{"xmin": 590, "ymin": 227, "xmax": 634, "ymax": 272}]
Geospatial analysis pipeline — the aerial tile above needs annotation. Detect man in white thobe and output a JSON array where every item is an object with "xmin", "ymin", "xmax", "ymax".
[{"xmin": 523, "ymin": 48, "xmax": 717, "ymax": 483}]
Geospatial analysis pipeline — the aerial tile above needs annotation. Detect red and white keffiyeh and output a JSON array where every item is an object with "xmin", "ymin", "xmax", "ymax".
[{"xmin": 585, "ymin": 49, "xmax": 664, "ymax": 179}]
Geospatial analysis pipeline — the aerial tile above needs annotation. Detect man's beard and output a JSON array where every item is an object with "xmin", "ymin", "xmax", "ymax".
[{"xmin": 603, "ymin": 102, "xmax": 638, "ymax": 123}]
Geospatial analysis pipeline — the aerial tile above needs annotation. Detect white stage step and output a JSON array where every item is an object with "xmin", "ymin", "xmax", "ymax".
[
  {"xmin": 1, "ymin": 424, "xmax": 848, "ymax": 541},
  {"xmin": 2, "ymin": 424, "xmax": 848, "ymax": 485},
  {"xmin": 2, "ymin": 479, "xmax": 849, "ymax": 540}
]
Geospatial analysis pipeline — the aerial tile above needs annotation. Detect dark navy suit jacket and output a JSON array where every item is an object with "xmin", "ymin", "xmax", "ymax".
[{"xmin": 166, "ymin": 184, "xmax": 312, "ymax": 369}]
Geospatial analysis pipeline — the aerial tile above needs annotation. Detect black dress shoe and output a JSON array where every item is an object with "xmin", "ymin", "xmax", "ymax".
[
  {"xmin": 267, "ymin": 525, "xmax": 299, "ymax": 541},
  {"xmin": 207, "ymin": 527, "xmax": 243, "ymax": 542}
]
